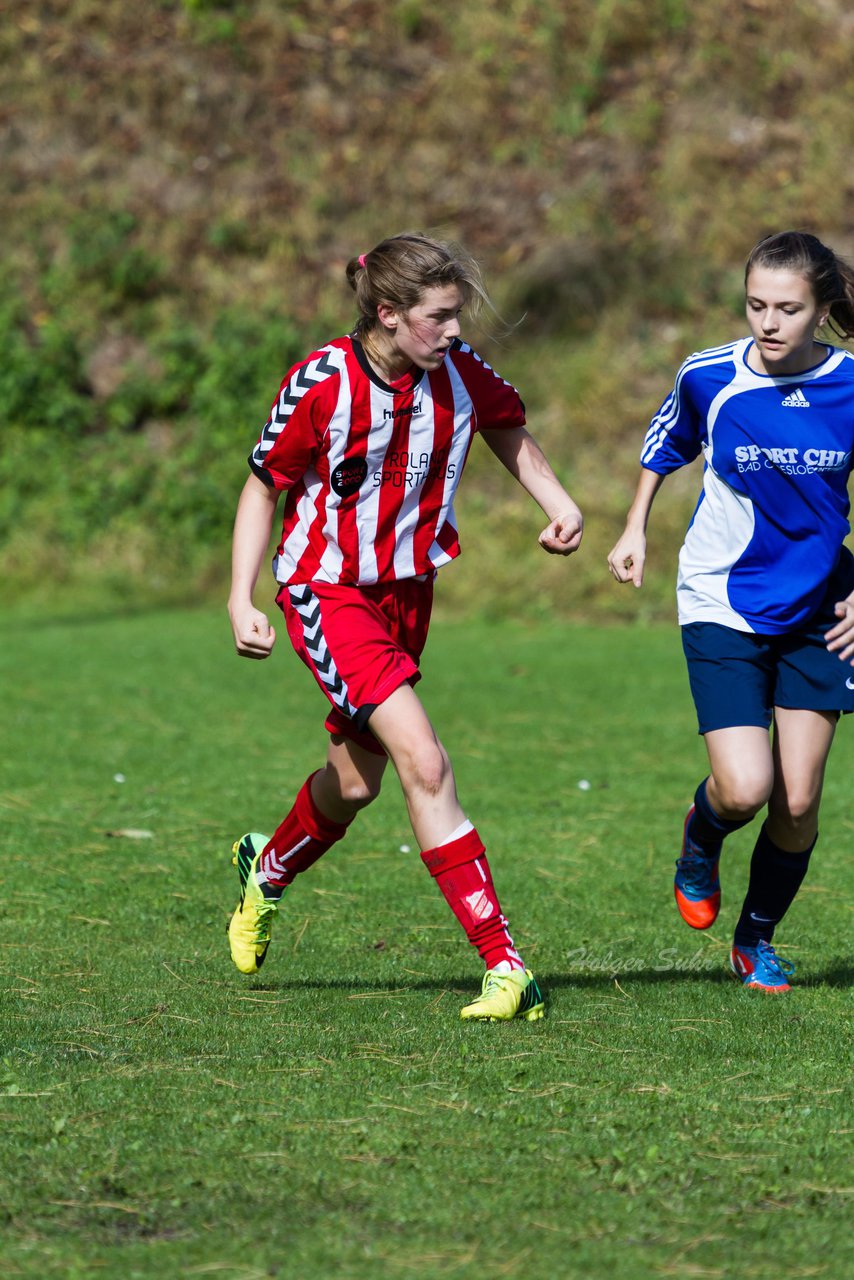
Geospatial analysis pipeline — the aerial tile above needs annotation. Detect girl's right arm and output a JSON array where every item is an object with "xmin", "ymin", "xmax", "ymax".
[
  {"xmin": 606, "ymin": 467, "xmax": 666, "ymax": 588},
  {"xmin": 228, "ymin": 473, "xmax": 281, "ymax": 659}
]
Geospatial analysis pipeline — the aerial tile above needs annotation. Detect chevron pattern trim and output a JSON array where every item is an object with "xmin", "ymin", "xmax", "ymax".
[
  {"xmin": 288, "ymin": 585, "xmax": 356, "ymax": 717},
  {"xmin": 253, "ymin": 350, "xmax": 340, "ymax": 465}
]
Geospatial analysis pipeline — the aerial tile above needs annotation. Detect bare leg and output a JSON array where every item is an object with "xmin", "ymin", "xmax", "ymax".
[
  {"xmin": 728, "ymin": 708, "xmax": 836, "ymax": 975},
  {"xmin": 674, "ymin": 725, "xmax": 773, "ymax": 930},
  {"xmin": 368, "ymin": 683, "xmax": 526, "ymax": 979},
  {"xmin": 258, "ymin": 736, "xmax": 387, "ymax": 891},
  {"xmin": 366, "ymin": 683, "xmax": 466, "ymax": 849},
  {"xmin": 703, "ymin": 725, "xmax": 774, "ymax": 821},
  {"xmin": 311, "ymin": 734, "xmax": 388, "ymax": 825},
  {"xmin": 767, "ymin": 708, "xmax": 836, "ymax": 850}
]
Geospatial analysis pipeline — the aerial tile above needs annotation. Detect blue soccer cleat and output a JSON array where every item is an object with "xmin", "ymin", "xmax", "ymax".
[
  {"xmin": 730, "ymin": 940, "xmax": 795, "ymax": 993},
  {"xmin": 674, "ymin": 804, "xmax": 721, "ymax": 929}
]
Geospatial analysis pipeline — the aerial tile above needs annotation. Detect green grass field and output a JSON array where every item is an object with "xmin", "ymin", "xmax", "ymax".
[{"xmin": 1, "ymin": 605, "xmax": 851, "ymax": 1279}]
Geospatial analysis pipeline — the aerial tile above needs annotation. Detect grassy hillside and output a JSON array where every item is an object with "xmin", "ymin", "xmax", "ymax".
[{"xmin": 2, "ymin": 0, "xmax": 853, "ymax": 617}]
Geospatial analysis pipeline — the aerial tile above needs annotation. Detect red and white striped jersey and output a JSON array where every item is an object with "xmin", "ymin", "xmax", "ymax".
[{"xmin": 249, "ymin": 335, "xmax": 526, "ymax": 586}]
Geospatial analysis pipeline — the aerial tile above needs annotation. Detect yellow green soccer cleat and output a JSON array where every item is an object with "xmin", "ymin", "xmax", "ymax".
[
  {"xmin": 460, "ymin": 968, "xmax": 544, "ymax": 1022},
  {"xmin": 227, "ymin": 833, "xmax": 281, "ymax": 974}
]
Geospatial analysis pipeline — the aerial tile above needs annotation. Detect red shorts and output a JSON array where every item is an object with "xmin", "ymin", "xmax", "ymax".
[{"xmin": 277, "ymin": 577, "xmax": 434, "ymax": 755}]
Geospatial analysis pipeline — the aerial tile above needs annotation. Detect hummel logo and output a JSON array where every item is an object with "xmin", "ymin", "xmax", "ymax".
[{"xmin": 781, "ymin": 388, "xmax": 810, "ymax": 407}]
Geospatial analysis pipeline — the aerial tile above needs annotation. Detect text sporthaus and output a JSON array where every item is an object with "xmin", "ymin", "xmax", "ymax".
[{"xmin": 372, "ymin": 444, "xmax": 456, "ymax": 490}]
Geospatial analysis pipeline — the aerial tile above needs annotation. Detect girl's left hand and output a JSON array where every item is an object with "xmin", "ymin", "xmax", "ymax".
[
  {"xmin": 824, "ymin": 595, "xmax": 854, "ymax": 664},
  {"xmin": 538, "ymin": 509, "xmax": 584, "ymax": 555}
]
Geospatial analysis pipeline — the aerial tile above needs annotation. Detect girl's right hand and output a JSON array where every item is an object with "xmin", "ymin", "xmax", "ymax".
[
  {"xmin": 607, "ymin": 529, "xmax": 647, "ymax": 587},
  {"xmin": 228, "ymin": 602, "xmax": 276, "ymax": 659}
]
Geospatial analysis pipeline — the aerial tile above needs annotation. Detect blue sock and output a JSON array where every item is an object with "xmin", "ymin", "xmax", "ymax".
[
  {"xmin": 733, "ymin": 824, "xmax": 816, "ymax": 948},
  {"xmin": 687, "ymin": 778, "xmax": 752, "ymax": 857}
]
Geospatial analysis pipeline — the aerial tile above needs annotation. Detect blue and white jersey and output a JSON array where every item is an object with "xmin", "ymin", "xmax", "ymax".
[{"xmin": 642, "ymin": 338, "xmax": 854, "ymax": 633}]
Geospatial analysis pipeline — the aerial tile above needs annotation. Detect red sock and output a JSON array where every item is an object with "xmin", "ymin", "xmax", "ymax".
[
  {"xmin": 259, "ymin": 773, "xmax": 350, "ymax": 890},
  {"xmin": 420, "ymin": 826, "xmax": 524, "ymax": 971}
]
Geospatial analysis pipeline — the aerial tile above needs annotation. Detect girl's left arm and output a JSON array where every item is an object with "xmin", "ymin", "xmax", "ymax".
[
  {"xmin": 481, "ymin": 426, "xmax": 583, "ymax": 555},
  {"xmin": 824, "ymin": 588, "xmax": 854, "ymax": 664}
]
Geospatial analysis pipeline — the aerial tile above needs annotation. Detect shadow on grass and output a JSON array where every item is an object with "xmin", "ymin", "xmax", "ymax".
[
  {"xmin": 543, "ymin": 963, "xmax": 854, "ymax": 990},
  {"xmin": 239, "ymin": 959, "xmax": 852, "ymax": 995}
]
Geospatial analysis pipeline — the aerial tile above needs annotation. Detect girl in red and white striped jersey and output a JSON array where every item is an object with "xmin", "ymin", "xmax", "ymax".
[{"xmin": 226, "ymin": 232, "xmax": 583, "ymax": 1021}]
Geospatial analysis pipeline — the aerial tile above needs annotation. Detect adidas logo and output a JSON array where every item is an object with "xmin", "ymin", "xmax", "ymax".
[{"xmin": 781, "ymin": 388, "xmax": 810, "ymax": 407}]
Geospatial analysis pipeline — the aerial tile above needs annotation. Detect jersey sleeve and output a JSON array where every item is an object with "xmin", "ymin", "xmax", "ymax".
[
  {"xmin": 639, "ymin": 358, "xmax": 705, "ymax": 474},
  {"xmin": 454, "ymin": 342, "xmax": 526, "ymax": 431},
  {"xmin": 248, "ymin": 350, "xmax": 340, "ymax": 489}
]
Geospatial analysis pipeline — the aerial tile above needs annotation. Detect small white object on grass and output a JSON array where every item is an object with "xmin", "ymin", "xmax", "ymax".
[
  {"xmin": 399, "ymin": 843, "xmax": 411, "ymax": 853},
  {"xmin": 577, "ymin": 779, "xmax": 592, "ymax": 791},
  {"xmin": 113, "ymin": 773, "xmax": 126, "ymax": 784}
]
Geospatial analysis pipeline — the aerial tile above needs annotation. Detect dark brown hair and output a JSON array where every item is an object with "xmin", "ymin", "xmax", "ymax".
[{"xmin": 745, "ymin": 231, "xmax": 854, "ymax": 339}]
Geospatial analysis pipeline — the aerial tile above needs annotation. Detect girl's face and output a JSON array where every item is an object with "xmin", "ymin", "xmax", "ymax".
[
  {"xmin": 745, "ymin": 265, "xmax": 829, "ymax": 375},
  {"xmin": 377, "ymin": 284, "xmax": 464, "ymax": 376}
]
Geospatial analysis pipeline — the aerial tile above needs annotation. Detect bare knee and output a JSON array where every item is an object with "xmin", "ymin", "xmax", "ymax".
[
  {"xmin": 314, "ymin": 751, "xmax": 386, "ymax": 823},
  {"xmin": 768, "ymin": 784, "xmax": 821, "ymax": 838},
  {"xmin": 397, "ymin": 738, "xmax": 452, "ymax": 800},
  {"xmin": 710, "ymin": 770, "xmax": 772, "ymax": 821},
  {"xmin": 337, "ymin": 772, "xmax": 383, "ymax": 811}
]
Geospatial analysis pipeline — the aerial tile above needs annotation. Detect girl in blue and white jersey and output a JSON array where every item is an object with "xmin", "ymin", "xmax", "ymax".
[{"xmin": 608, "ymin": 230, "xmax": 854, "ymax": 992}]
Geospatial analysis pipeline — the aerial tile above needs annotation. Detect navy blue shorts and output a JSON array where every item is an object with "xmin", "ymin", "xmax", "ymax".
[{"xmin": 682, "ymin": 607, "xmax": 854, "ymax": 734}]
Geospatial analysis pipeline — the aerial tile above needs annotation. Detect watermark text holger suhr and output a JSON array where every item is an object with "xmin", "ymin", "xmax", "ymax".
[{"xmin": 566, "ymin": 946, "xmax": 719, "ymax": 975}]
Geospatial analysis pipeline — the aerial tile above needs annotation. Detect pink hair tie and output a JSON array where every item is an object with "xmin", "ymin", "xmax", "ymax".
[{"xmin": 358, "ymin": 253, "xmax": 367, "ymax": 268}]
